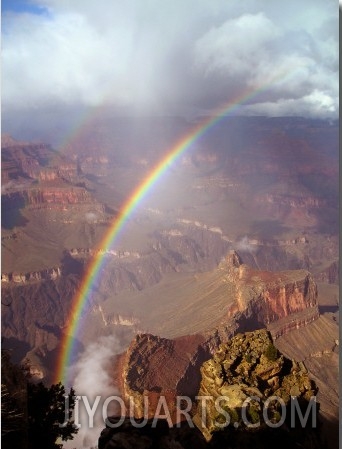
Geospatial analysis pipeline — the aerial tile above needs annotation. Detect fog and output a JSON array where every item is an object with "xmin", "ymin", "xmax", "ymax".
[{"xmin": 64, "ymin": 335, "xmax": 125, "ymax": 449}]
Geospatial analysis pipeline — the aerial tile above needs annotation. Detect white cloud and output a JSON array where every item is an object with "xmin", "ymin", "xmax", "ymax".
[
  {"xmin": 64, "ymin": 335, "xmax": 123, "ymax": 449},
  {"xmin": 1, "ymin": 0, "xmax": 339, "ymax": 119},
  {"xmin": 194, "ymin": 13, "xmax": 280, "ymax": 78},
  {"xmin": 235, "ymin": 236, "xmax": 256, "ymax": 253},
  {"xmin": 2, "ymin": 11, "xmax": 135, "ymax": 108},
  {"xmin": 243, "ymin": 93, "xmax": 338, "ymax": 119}
]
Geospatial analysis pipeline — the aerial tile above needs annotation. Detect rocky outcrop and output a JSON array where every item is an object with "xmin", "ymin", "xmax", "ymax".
[
  {"xmin": 102, "ymin": 331, "xmax": 321, "ymax": 449},
  {"xmin": 224, "ymin": 251, "xmax": 319, "ymax": 337},
  {"xmin": 116, "ymin": 252, "xmax": 320, "ymax": 426},
  {"xmin": 239, "ymin": 236, "xmax": 308, "ymax": 247},
  {"xmin": 93, "ymin": 305, "xmax": 139, "ymax": 327},
  {"xmin": 1, "ymin": 267, "xmax": 62, "ymax": 284},
  {"xmin": 1, "ymin": 274, "xmax": 78, "ymax": 381},
  {"xmin": 120, "ymin": 333, "xmax": 207, "ymax": 420},
  {"xmin": 153, "ymin": 227, "xmax": 231, "ymax": 271},
  {"xmin": 177, "ymin": 219, "xmax": 223, "ymax": 235},
  {"xmin": 2, "ymin": 187, "xmax": 104, "ymax": 211},
  {"xmin": 256, "ymin": 193, "xmax": 326, "ymax": 208},
  {"xmin": 1, "ymin": 137, "xmax": 77, "ymax": 184},
  {"xmin": 69, "ymin": 248, "xmax": 141, "ymax": 259},
  {"xmin": 92, "ymin": 251, "xmax": 178, "ymax": 295},
  {"xmin": 193, "ymin": 329, "xmax": 317, "ymax": 442}
]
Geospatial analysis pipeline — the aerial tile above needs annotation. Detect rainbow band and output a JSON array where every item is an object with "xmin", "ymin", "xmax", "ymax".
[{"xmin": 55, "ymin": 75, "xmax": 285, "ymax": 385}]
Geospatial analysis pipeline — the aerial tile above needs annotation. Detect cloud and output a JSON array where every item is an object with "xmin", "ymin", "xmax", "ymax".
[
  {"xmin": 84, "ymin": 212, "xmax": 98, "ymax": 223},
  {"xmin": 243, "ymin": 90, "xmax": 337, "ymax": 118},
  {"xmin": 194, "ymin": 13, "xmax": 280, "ymax": 78},
  {"xmin": 64, "ymin": 335, "xmax": 124, "ymax": 449},
  {"xmin": 235, "ymin": 236, "xmax": 256, "ymax": 254},
  {"xmin": 1, "ymin": 0, "xmax": 338, "ymax": 119}
]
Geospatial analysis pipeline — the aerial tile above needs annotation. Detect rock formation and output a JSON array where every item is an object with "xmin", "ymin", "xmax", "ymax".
[
  {"xmin": 1, "ymin": 137, "xmax": 77, "ymax": 185},
  {"xmin": 2, "ymin": 187, "xmax": 104, "ymax": 212},
  {"xmin": 101, "ymin": 331, "xmax": 321, "ymax": 449},
  {"xmin": 193, "ymin": 329, "xmax": 317, "ymax": 441},
  {"xmin": 119, "ymin": 333, "xmax": 207, "ymax": 420},
  {"xmin": 223, "ymin": 250, "xmax": 319, "ymax": 338},
  {"xmin": 1, "ymin": 267, "xmax": 62, "ymax": 284},
  {"xmin": 1, "ymin": 273, "xmax": 79, "ymax": 379},
  {"xmin": 116, "ymin": 252, "xmax": 320, "ymax": 429}
]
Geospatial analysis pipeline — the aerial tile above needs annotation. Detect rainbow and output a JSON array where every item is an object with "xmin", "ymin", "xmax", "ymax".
[{"xmin": 55, "ymin": 76, "xmax": 284, "ymax": 385}]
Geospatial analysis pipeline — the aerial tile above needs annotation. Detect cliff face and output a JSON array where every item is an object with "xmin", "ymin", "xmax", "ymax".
[
  {"xmin": 121, "ymin": 333, "xmax": 207, "ymax": 420},
  {"xmin": 101, "ymin": 331, "xmax": 321, "ymax": 449},
  {"xmin": 1, "ymin": 136, "xmax": 104, "ymax": 225},
  {"xmin": 315, "ymin": 260, "xmax": 339, "ymax": 284},
  {"xmin": 224, "ymin": 251, "xmax": 318, "ymax": 336},
  {"xmin": 1, "ymin": 267, "xmax": 61, "ymax": 284},
  {"xmin": 1, "ymin": 138, "xmax": 77, "ymax": 185},
  {"xmin": 256, "ymin": 193, "xmax": 327, "ymax": 209},
  {"xmin": 1, "ymin": 274, "xmax": 79, "ymax": 379},
  {"xmin": 2, "ymin": 187, "xmax": 104, "ymax": 212}
]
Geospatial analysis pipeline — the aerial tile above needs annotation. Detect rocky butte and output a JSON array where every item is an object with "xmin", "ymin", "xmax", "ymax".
[
  {"xmin": 193, "ymin": 329, "xmax": 317, "ymax": 441},
  {"xmin": 101, "ymin": 330, "xmax": 322, "ymax": 449},
  {"xmin": 115, "ymin": 251, "xmax": 319, "ymax": 423},
  {"xmin": 223, "ymin": 250, "xmax": 319, "ymax": 338}
]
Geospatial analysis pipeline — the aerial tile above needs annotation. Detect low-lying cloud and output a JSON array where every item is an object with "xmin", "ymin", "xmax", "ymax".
[
  {"xmin": 235, "ymin": 236, "xmax": 257, "ymax": 254},
  {"xmin": 64, "ymin": 335, "xmax": 124, "ymax": 449}
]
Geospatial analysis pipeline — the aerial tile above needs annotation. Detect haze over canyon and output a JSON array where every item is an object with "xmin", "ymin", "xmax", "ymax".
[{"xmin": 1, "ymin": 114, "xmax": 339, "ymax": 448}]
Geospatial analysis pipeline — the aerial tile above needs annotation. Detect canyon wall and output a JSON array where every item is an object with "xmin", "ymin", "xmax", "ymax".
[
  {"xmin": 1, "ymin": 138, "xmax": 77, "ymax": 185},
  {"xmin": 224, "ymin": 251, "xmax": 319, "ymax": 337},
  {"xmin": 120, "ymin": 333, "xmax": 207, "ymax": 420},
  {"xmin": 2, "ymin": 187, "xmax": 104, "ymax": 212},
  {"xmin": 117, "ymin": 251, "xmax": 319, "ymax": 418},
  {"xmin": 315, "ymin": 260, "xmax": 339, "ymax": 284},
  {"xmin": 1, "ymin": 267, "xmax": 62, "ymax": 284}
]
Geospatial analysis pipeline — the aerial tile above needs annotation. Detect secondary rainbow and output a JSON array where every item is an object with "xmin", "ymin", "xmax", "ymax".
[{"xmin": 55, "ymin": 76, "xmax": 285, "ymax": 385}]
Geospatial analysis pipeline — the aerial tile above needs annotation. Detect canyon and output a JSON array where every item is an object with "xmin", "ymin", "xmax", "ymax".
[
  {"xmin": 1, "ymin": 116, "xmax": 339, "ymax": 447},
  {"xmin": 112, "ymin": 252, "xmax": 337, "ymax": 447},
  {"xmin": 116, "ymin": 253, "xmax": 320, "ymax": 414}
]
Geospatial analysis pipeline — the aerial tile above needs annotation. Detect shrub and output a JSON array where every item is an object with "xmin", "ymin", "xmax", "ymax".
[
  {"xmin": 247, "ymin": 405, "xmax": 260, "ymax": 424},
  {"xmin": 265, "ymin": 343, "xmax": 278, "ymax": 361}
]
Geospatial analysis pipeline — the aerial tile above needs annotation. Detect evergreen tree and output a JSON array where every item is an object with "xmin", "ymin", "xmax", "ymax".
[{"xmin": 27, "ymin": 381, "xmax": 78, "ymax": 449}]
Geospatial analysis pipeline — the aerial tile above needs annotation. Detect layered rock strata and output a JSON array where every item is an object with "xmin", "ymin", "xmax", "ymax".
[
  {"xmin": 118, "ymin": 252, "xmax": 319, "ymax": 423},
  {"xmin": 224, "ymin": 250, "xmax": 319, "ymax": 338},
  {"xmin": 2, "ymin": 139, "xmax": 77, "ymax": 184},
  {"xmin": 120, "ymin": 333, "xmax": 207, "ymax": 421},
  {"xmin": 102, "ymin": 331, "xmax": 321, "ymax": 449},
  {"xmin": 1, "ymin": 267, "xmax": 62, "ymax": 284},
  {"xmin": 2, "ymin": 187, "xmax": 104, "ymax": 211}
]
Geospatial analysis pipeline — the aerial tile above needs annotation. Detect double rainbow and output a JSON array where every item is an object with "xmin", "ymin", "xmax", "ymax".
[{"xmin": 55, "ymin": 77, "xmax": 284, "ymax": 385}]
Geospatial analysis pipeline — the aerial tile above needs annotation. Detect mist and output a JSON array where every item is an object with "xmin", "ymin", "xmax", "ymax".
[{"xmin": 64, "ymin": 335, "xmax": 125, "ymax": 449}]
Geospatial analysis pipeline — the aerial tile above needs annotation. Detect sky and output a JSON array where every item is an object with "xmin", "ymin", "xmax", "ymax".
[{"xmin": 1, "ymin": 0, "xmax": 339, "ymax": 131}]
